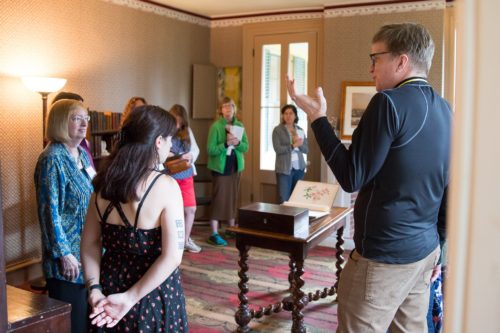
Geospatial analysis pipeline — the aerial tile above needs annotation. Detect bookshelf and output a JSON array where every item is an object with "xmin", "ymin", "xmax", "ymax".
[{"xmin": 87, "ymin": 110, "xmax": 122, "ymax": 169}]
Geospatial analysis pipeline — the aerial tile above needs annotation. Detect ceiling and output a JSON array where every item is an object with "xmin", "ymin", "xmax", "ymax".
[{"xmin": 149, "ymin": 0, "xmax": 387, "ymax": 18}]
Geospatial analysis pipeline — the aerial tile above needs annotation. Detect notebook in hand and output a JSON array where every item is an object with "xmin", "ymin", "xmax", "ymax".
[{"xmin": 282, "ymin": 180, "xmax": 340, "ymax": 218}]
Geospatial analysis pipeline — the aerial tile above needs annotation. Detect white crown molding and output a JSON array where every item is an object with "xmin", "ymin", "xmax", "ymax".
[
  {"xmin": 102, "ymin": 0, "xmax": 447, "ymax": 28},
  {"xmin": 102, "ymin": 0, "xmax": 211, "ymax": 27},
  {"xmin": 210, "ymin": 12, "xmax": 323, "ymax": 28},
  {"xmin": 324, "ymin": 0, "xmax": 446, "ymax": 18}
]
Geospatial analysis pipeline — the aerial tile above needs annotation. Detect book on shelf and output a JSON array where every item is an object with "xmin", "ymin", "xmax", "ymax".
[
  {"xmin": 87, "ymin": 110, "xmax": 122, "ymax": 161},
  {"xmin": 89, "ymin": 110, "xmax": 122, "ymax": 132},
  {"xmin": 282, "ymin": 180, "xmax": 340, "ymax": 218}
]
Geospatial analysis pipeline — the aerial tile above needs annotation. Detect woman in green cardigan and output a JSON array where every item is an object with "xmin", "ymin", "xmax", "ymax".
[{"xmin": 206, "ymin": 96, "xmax": 249, "ymax": 246}]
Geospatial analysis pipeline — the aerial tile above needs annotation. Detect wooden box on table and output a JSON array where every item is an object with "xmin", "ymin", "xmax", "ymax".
[{"xmin": 238, "ymin": 202, "xmax": 309, "ymax": 238}]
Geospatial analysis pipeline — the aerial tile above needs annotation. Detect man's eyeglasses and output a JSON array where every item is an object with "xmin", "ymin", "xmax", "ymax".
[
  {"xmin": 369, "ymin": 51, "xmax": 392, "ymax": 66},
  {"xmin": 70, "ymin": 115, "xmax": 91, "ymax": 124}
]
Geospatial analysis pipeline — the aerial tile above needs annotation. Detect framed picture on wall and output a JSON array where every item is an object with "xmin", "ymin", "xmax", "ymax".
[
  {"xmin": 339, "ymin": 81, "xmax": 377, "ymax": 141},
  {"xmin": 217, "ymin": 66, "xmax": 242, "ymax": 114}
]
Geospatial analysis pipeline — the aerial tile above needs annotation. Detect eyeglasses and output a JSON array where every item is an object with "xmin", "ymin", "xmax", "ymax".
[
  {"xmin": 221, "ymin": 103, "xmax": 235, "ymax": 109},
  {"xmin": 70, "ymin": 115, "xmax": 91, "ymax": 124},
  {"xmin": 369, "ymin": 51, "xmax": 392, "ymax": 66}
]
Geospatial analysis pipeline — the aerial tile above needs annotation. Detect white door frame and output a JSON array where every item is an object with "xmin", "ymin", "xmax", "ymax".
[
  {"xmin": 241, "ymin": 19, "xmax": 323, "ymax": 205},
  {"xmin": 445, "ymin": 1, "xmax": 500, "ymax": 331}
]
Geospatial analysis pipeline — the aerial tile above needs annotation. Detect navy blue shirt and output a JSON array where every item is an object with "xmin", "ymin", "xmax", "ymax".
[{"xmin": 312, "ymin": 78, "xmax": 451, "ymax": 264}]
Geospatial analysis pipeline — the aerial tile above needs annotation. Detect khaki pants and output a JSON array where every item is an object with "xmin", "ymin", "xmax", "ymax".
[{"xmin": 336, "ymin": 246, "xmax": 439, "ymax": 333}]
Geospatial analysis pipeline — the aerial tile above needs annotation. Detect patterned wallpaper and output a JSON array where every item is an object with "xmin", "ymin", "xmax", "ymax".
[
  {"xmin": 0, "ymin": 0, "xmax": 210, "ymax": 268},
  {"xmin": 0, "ymin": 0, "xmax": 447, "ymax": 275}
]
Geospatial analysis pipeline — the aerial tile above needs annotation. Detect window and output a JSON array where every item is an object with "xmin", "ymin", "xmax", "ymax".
[{"xmin": 260, "ymin": 42, "xmax": 309, "ymax": 170}]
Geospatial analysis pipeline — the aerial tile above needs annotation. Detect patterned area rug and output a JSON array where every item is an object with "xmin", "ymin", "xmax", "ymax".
[{"xmin": 182, "ymin": 225, "xmax": 344, "ymax": 332}]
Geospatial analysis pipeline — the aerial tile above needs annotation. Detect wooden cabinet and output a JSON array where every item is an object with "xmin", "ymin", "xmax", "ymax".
[{"xmin": 7, "ymin": 285, "xmax": 71, "ymax": 332}]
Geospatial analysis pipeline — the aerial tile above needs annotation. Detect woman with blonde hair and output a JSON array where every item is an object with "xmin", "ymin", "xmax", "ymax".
[
  {"xmin": 167, "ymin": 104, "xmax": 202, "ymax": 253},
  {"xmin": 206, "ymin": 97, "xmax": 249, "ymax": 246},
  {"xmin": 34, "ymin": 99, "xmax": 94, "ymax": 333}
]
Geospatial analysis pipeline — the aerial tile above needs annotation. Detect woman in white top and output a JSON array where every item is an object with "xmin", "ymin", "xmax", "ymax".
[{"xmin": 167, "ymin": 104, "xmax": 201, "ymax": 253}]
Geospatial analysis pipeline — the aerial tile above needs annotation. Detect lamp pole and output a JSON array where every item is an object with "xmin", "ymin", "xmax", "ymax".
[
  {"xmin": 40, "ymin": 92, "xmax": 49, "ymax": 143},
  {"xmin": 21, "ymin": 77, "xmax": 66, "ymax": 146}
]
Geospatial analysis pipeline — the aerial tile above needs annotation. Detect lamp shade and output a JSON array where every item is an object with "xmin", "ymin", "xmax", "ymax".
[{"xmin": 22, "ymin": 76, "xmax": 67, "ymax": 94}]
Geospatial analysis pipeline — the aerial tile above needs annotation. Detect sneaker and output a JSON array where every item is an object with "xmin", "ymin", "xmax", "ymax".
[
  {"xmin": 224, "ymin": 230, "xmax": 236, "ymax": 239},
  {"xmin": 207, "ymin": 233, "xmax": 228, "ymax": 246},
  {"xmin": 185, "ymin": 237, "xmax": 202, "ymax": 253}
]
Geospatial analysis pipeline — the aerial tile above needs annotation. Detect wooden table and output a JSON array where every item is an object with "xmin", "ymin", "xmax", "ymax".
[
  {"xmin": 7, "ymin": 285, "xmax": 71, "ymax": 332},
  {"xmin": 227, "ymin": 206, "xmax": 352, "ymax": 333}
]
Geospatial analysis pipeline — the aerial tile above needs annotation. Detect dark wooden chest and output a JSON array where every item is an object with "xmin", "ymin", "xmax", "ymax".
[
  {"xmin": 238, "ymin": 202, "xmax": 309, "ymax": 238},
  {"xmin": 7, "ymin": 285, "xmax": 71, "ymax": 333}
]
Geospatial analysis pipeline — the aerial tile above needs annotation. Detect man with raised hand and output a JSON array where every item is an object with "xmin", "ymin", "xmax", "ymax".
[{"xmin": 287, "ymin": 23, "xmax": 451, "ymax": 332}]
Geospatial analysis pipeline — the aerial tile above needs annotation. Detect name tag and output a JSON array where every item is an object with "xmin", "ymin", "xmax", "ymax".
[{"xmin": 86, "ymin": 166, "xmax": 97, "ymax": 179}]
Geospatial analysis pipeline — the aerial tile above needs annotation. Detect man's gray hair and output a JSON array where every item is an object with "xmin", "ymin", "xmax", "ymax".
[{"xmin": 372, "ymin": 23, "xmax": 435, "ymax": 74}]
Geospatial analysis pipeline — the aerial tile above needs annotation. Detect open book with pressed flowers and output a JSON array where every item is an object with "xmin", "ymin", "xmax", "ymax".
[{"xmin": 282, "ymin": 180, "xmax": 340, "ymax": 218}]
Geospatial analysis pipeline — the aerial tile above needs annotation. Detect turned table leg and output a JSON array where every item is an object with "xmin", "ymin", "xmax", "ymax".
[
  {"xmin": 334, "ymin": 226, "xmax": 345, "ymax": 295},
  {"xmin": 235, "ymin": 243, "xmax": 252, "ymax": 333},
  {"xmin": 288, "ymin": 255, "xmax": 296, "ymax": 292},
  {"xmin": 291, "ymin": 259, "xmax": 306, "ymax": 333},
  {"xmin": 282, "ymin": 255, "xmax": 297, "ymax": 312}
]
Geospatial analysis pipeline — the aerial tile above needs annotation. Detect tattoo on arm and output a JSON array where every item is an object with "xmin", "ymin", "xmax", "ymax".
[{"xmin": 175, "ymin": 219, "xmax": 185, "ymax": 250}]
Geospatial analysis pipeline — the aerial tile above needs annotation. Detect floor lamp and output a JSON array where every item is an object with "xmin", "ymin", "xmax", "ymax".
[{"xmin": 22, "ymin": 77, "xmax": 67, "ymax": 143}]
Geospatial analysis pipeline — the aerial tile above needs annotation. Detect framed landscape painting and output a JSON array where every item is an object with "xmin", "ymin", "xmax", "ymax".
[{"xmin": 339, "ymin": 81, "xmax": 377, "ymax": 141}]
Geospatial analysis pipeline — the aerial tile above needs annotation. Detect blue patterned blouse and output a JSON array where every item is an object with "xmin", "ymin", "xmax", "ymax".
[{"xmin": 34, "ymin": 142, "xmax": 93, "ymax": 284}]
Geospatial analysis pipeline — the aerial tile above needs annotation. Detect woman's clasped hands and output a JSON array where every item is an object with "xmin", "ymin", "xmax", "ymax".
[
  {"xmin": 226, "ymin": 132, "xmax": 240, "ymax": 146},
  {"xmin": 292, "ymin": 135, "xmax": 304, "ymax": 148},
  {"xmin": 89, "ymin": 290, "xmax": 135, "ymax": 328}
]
